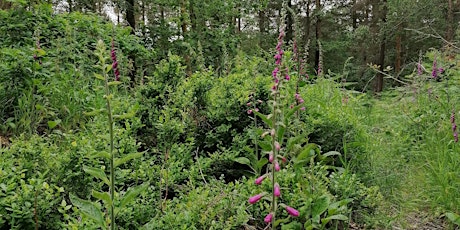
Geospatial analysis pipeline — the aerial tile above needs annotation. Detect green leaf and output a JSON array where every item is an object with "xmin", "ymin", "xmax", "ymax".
[
  {"xmin": 69, "ymin": 193, "xmax": 106, "ymax": 228},
  {"xmin": 106, "ymin": 64, "xmax": 112, "ymax": 73},
  {"xmin": 233, "ymin": 157, "xmax": 251, "ymax": 166},
  {"xmin": 304, "ymin": 219, "xmax": 313, "ymax": 230},
  {"xmin": 446, "ymin": 212, "xmax": 460, "ymax": 226},
  {"xmin": 113, "ymin": 112, "xmax": 136, "ymax": 120},
  {"xmin": 328, "ymin": 198, "xmax": 353, "ymax": 215},
  {"xmin": 312, "ymin": 195, "xmax": 331, "ymax": 223},
  {"xmin": 83, "ymin": 166, "xmax": 110, "ymax": 186},
  {"xmin": 321, "ymin": 214, "xmax": 348, "ymax": 227},
  {"xmin": 256, "ymin": 158, "xmax": 268, "ymax": 171},
  {"xmin": 47, "ymin": 119, "xmax": 61, "ymax": 129},
  {"xmin": 254, "ymin": 111, "xmax": 273, "ymax": 128},
  {"xmin": 281, "ymin": 221, "xmax": 302, "ymax": 230},
  {"xmin": 84, "ymin": 109, "xmax": 105, "ymax": 116},
  {"xmin": 286, "ymin": 134, "xmax": 307, "ymax": 153},
  {"xmin": 285, "ymin": 104, "xmax": 304, "ymax": 122},
  {"xmin": 108, "ymin": 81, "xmax": 122, "ymax": 86},
  {"xmin": 89, "ymin": 151, "xmax": 111, "ymax": 160},
  {"xmin": 321, "ymin": 151, "xmax": 341, "ymax": 158},
  {"xmin": 324, "ymin": 214, "xmax": 348, "ymax": 221},
  {"xmin": 92, "ymin": 190, "xmax": 112, "ymax": 209},
  {"xmin": 295, "ymin": 144, "xmax": 319, "ymax": 165},
  {"xmin": 118, "ymin": 183, "xmax": 148, "ymax": 209},
  {"xmin": 94, "ymin": 73, "xmax": 105, "ymax": 80},
  {"xmin": 36, "ymin": 49, "xmax": 46, "ymax": 56},
  {"xmin": 274, "ymin": 218, "xmax": 289, "ymax": 228},
  {"xmin": 259, "ymin": 140, "xmax": 272, "ymax": 151},
  {"xmin": 114, "ymin": 151, "xmax": 145, "ymax": 168},
  {"xmin": 277, "ymin": 123, "xmax": 286, "ymax": 145}
]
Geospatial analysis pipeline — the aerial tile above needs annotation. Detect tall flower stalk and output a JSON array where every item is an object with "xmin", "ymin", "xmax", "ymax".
[
  {"xmin": 70, "ymin": 39, "xmax": 147, "ymax": 229},
  {"xmin": 248, "ymin": 21, "xmax": 301, "ymax": 229},
  {"xmin": 105, "ymin": 46, "xmax": 116, "ymax": 230},
  {"xmin": 451, "ymin": 109, "xmax": 458, "ymax": 143}
]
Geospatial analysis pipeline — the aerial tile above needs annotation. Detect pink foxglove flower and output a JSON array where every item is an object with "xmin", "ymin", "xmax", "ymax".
[
  {"xmin": 268, "ymin": 152, "xmax": 274, "ymax": 163},
  {"xmin": 300, "ymin": 107, "xmax": 306, "ymax": 111},
  {"xmin": 247, "ymin": 109, "xmax": 253, "ymax": 114},
  {"xmin": 248, "ymin": 194, "xmax": 264, "ymax": 204},
  {"xmin": 255, "ymin": 175, "xmax": 266, "ymax": 185},
  {"xmin": 285, "ymin": 206, "xmax": 300, "ymax": 217},
  {"xmin": 264, "ymin": 213, "xmax": 273, "ymax": 223},
  {"xmin": 275, "ymin": 142, "xmax": 281, "ymax": 151},
  {"xmin": 274, "ymin": 161, "xmax": 280, "ymax": 171},
  {"xmin": 111, "ymin": 39, "xmax": 120, "ymax": 81},
  {"xmin": 274, "ymin": 183, "xmax": 281, "ymax": 197}
]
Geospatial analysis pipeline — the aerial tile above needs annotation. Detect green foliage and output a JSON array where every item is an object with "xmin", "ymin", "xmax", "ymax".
[
  {"xmin": 69, "ymin": 39, "xmax": 147, "ymax": 230},
  {"xmin": 0, "ymin": 135, "xmax": 68, "ymax": 229},
  {"xmin": 3, "ymin": 2, "xmax": 458, "ymax": 229},
  {"xmin": 0, "ymin": 4, "xmax": 152, "ymax": 135},
  {"xmin": 143, "ymin": 179, "xmax": 251, "ymax": 230}
]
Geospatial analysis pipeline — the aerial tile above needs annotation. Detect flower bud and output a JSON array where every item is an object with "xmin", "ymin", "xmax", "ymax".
[
  {"xmin": 264, "ymin": 213, "xmax": 273, "ymax": 223},
  {"xmin": 274, "ymin": 183, "xmax": 281, "ymax": 197},
  {"xmin": 285, "ymin": 206, "xmax": 299, "ymax": 217},
  {"xmin": 275, "ymin": 142, "xmax": 281, "ymax": 151},
  {"xmin": 255, "ymin": 175, "xmax": 266, "ymax": 185},
  {"xmin": 274, "ymin": 161, "xmax": 280, "ymax": 171},
  {"xmin": 248, "ymin": 194, "xmax": 264, "ymax": 204}
]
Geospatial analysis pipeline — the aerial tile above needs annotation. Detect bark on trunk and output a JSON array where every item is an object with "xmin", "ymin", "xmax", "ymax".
[
  {"xmin": 314, "ymin": 0, "xmax": 321, "ymax": 73},
  {"xmin": 447, "ymin": 0, "xmax": 454, "ymax": 42},
  {"xmin": 286, "ymin": 0, "xmax": 293, "ymax": 43},
  {"xmin": 395, "ymin": 25, "xmax": 402, "ymax": 73},
  {"xmin": 126, "ymin": 0, "xmax": 136, "ymax": 87},
  {"xmin": 304, "ymin": 0, "xmax": 311, "ymax": 41},
  {"xmin": 352, "ymin": 0, "xmax": 357, "ymax": 30},
  {"xmin": 180, "ymin": 0, "xmax": 192, "ymax": 76},
  {"xmin": 258, "ymin": 9, "xmax": 267, "ymax": 48},
  {"xmin": 375, "ymin": 0, "xmax": 387, "ymax": 93}
]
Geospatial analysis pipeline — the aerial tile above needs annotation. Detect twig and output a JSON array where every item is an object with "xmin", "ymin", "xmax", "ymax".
[
  {"xmin": 195, "ymin": 147, "xmax": 207, "ymax": 185},
  {"xmin": 404, "ymin": 28, "xmax": 460, "ymax": 51}
]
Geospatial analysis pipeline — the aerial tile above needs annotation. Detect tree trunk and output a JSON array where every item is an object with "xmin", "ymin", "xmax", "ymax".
[
  {"xmin": 180, "ymin": 0, "xmax": 188, "ymax": 35},
  {"xmin": 258, "ymin": 9, "xmax": 266, "ymax": 48},
  {"xmin": 395, "ymin": 24, "xmax": 402, "ymax": 73},
  {"xmin": 189, "ymin": 0, "xmax": 196, "ymax": 32},
  {"xmin": 352, "ymin": 0, "xmax": 357, "ymax": 30},
  {"xmin": 314, "ymin": 0, "xmax": 321, "ymax": 73},
  {"xmin": 126, "ymin": 0, "xmax": 136, "ymax": 87},
  {"xmin": 375, "ymin": 0, "xmax": 387, "ymax": 93},
  {"xmin": 286, "ymin": 0, "xmax": 293, "ymax": 43},
  {"xmin": 304, "ymin": 0, "xmax": 311, "ymax": 42},
  {"xmin": 447, "ymin": 0, "xmax": 454, "ymax": 42},
  {"xmin": 126, "ymin": 0, "xmax": 136, "ymax": 31},
  {"xmin": 180, "ymin": 0, "xmax": 192, "ymax": 76}
]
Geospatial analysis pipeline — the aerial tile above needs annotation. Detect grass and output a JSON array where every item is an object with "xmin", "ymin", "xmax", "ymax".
[{"xmin": 351, "ymin": 84, "xmax": 460, "ymax": 229}]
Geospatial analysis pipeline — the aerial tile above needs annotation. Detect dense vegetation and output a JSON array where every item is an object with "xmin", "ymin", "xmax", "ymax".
[{"xmin": 0, "ymin": 0, "xmax": 459, "ymax": 229}]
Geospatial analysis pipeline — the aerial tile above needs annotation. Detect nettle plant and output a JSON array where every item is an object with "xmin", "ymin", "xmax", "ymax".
[
  {"xmin": 70, "ymin": 39, "xmax": 147, "ymax": 229},
  {"xmin": 247, "ymin": 25, "xmax": 304, "ymax": 229}
]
